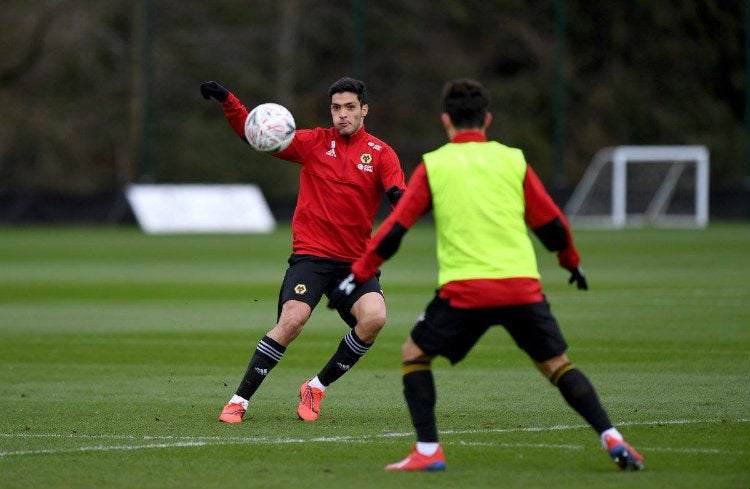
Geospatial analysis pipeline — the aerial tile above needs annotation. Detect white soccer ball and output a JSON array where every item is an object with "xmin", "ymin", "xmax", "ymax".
[{"xmin": 244, "ymin": 103, "xmax": 296, "ymax": 152}]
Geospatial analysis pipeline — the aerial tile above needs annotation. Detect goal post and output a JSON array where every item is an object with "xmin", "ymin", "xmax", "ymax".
[{"xmin": 564, "ymin": 145, "xmax": 709, "ymax": 229}]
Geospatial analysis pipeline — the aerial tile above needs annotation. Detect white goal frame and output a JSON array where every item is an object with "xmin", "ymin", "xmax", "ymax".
[{"xmin": 564, "ymin": 145, "xmax": 710, "ymax": 229}]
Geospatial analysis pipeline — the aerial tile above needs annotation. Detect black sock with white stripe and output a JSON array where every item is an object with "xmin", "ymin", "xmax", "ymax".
[
  {"xmin": 317, "ymin": 330, "xmax": 371, "ymax": 386},
  {"xmin": 235, "ymin": 335, "xmax": 285, "ymax": 400}
]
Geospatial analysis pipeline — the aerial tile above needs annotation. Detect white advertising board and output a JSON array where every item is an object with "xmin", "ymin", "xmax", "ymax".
[{"xmin": 126, "ymin": 184, "xmax": 276, "ymax": 234}]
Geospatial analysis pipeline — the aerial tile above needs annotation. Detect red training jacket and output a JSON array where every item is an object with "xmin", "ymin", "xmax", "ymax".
[{"xmin": 221, "ymin": 93, "xmax": 406, "ymax": 262}]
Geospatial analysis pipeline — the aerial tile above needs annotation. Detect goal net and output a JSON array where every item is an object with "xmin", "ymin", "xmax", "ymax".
[{"xmin": 564, "ymin": 146, "xmax": 709, "ymax": 229}]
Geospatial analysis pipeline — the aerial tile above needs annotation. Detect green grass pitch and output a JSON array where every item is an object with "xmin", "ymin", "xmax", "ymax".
[{"xmin": 1, "ymin": 223, "xmax": 748, "ymax": 488}]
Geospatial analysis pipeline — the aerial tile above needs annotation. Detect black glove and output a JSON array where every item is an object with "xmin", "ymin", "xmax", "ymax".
[
  {"xmin": 200, "ymin": 81, "xmax": 229, "ymax": 102},
  {"xmin": 327, "ymin": 273, "xmax": 360, "ymax": 309},
  {"xmin": 386, "ymin": 185, "xmax": 404, "ymax": 206},
  {"xmin": 568, "ymin": 266, "xmax": 588, "ymax": 290}
]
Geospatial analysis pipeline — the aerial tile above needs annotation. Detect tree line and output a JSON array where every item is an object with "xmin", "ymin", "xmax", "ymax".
[{"xmin": 0, "ymin": 0, "xmax": 744, "ymax": 206}]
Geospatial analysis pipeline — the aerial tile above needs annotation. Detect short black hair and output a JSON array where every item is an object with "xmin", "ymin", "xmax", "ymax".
[
  {"xmin": 328, "ymin": 77, "xmax": 368, "ymax": 105},
  {"xmin": 442, "ymin": 78, "xmax": 490, "ymax": 129}
]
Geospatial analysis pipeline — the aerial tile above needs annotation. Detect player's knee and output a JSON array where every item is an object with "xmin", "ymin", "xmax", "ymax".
[
  {"xmin": 355, "ymin": 311, "xmax": 386, "ymax": 341},
  {"xmin": 355, "ymin": 305, "xmax": 386, "ymax": 331},
  {"xmin": 536, "ymin": 353, "xmax": 570, "ymax": 380},
  {"xmin": 270, "ymin": 321, "xmax": 304, "ymax": 344},
  {"xmin": 367, "ymin": 308, "xmax": 387, "ymax": 330},
  {"xmin": 273, "ymin": 302, "xmax": 311, "ymax": 343},
  {"xmin": 401, "ymin": 337, "xmax": 428, "ymax": 363}
]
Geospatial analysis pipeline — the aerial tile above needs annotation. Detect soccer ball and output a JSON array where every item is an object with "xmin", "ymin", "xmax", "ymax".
[{"xmin": 244, "ymin": 103, "xmax": 296, "ymax": 152}]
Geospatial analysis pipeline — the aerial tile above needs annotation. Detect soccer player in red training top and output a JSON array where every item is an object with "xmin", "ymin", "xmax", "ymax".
[
  {"xmin": 201, "ymin": 77, "xmax": 406, "ymax": 423},
  {"xmin": 328, "ymin": 79, "xmax": 644, "ymax": 471}
]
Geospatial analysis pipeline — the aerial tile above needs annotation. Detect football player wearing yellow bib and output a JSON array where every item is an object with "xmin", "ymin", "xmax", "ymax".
[{"xmin": 329, "ymin": 79, "xmax": 644, "ymax": 472}]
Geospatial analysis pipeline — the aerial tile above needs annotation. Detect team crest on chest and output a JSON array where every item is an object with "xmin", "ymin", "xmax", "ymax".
[{"xmin": 358, "ymin": 153, "xmax": 373, "ymax": 173}]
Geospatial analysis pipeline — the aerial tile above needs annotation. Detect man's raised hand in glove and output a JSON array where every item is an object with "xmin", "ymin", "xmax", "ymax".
[{"xmin": 200, "ymin": 81, "xmax": 229, "ymax": 102}]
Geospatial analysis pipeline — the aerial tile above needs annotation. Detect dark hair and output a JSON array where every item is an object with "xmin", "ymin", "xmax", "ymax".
[
  {"xmin": 328, "ymin": 77, "xmax": 368, "ymax": 105},
  {"xmin": 442, "ymin": 78, "xmax": 490, "ymax": 129}
]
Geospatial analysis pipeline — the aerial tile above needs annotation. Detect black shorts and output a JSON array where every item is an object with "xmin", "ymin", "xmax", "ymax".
[
  {"xmin": 278, "ymin": 254, "xmax": 383, "ymax": 327},
  {"xmin": 410, "ymin": 294, "xmax": 568, "ymax": 364}
]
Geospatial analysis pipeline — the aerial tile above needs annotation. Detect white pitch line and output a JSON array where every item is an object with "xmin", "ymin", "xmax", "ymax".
[
  {"xmin": 1, "ymin": 439, "xmax": 739, "ymax": 458},
  {"xmin": 0, "ymin": 418, "xmax": 747, "ymax": 458},
  {"xmin": 455, "ymin": 441, "xmax": 734, "ymax": 455},
  {"xmin": 457, "ymin": 441, "xmax": 585, "ymax": 450},
  {"xmin": 0, "ymin": 441, "xmax": 208, "ymax": 457}
]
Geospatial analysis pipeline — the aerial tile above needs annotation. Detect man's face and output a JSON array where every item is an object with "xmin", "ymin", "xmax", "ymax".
[{"xmin": 330, "ymin": 92, "xmax": 368, "ymax": 136}]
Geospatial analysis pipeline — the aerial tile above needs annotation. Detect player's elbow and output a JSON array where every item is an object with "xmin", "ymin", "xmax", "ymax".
[
  {"xmin": 532, "ymin": 217, "xmax": 568, "ymax": 251},
  {"xmin": 374, "ymin": 223, "xmax": 407, "ymax": 259},
  {"xmin": 386, "ymin": 185, "xmax": 404, "ymax": 206}
]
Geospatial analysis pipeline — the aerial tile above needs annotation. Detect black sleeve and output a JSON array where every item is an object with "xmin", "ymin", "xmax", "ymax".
[
  {"xmin": 385, "ymin": 185, "xmax": 404, "ymax": 206},
  {"xmin": 531, "ymin": 216, "xmax": 569, "ymax": 252},
  {"xmin": 373, "ymin": 222, "xmax": 408, "ymax": 260}
]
